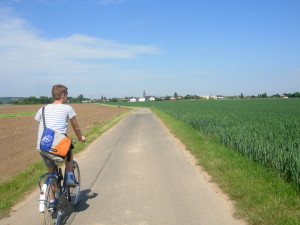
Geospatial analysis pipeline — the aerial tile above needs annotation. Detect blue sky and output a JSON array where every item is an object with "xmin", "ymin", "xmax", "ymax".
[{"xmin": 0, "ymin": 0, "xmax": 299, "ymax": 98}]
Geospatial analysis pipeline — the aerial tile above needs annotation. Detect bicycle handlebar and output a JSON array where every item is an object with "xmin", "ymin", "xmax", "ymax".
[{"xmin": 72, "ymin": 137, "xmax": 86, "ymax": 144}]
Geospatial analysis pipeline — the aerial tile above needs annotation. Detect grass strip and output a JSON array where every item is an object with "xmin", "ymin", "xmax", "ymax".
[
  {"xmin": 151, "ymin": 107, "xmax": 300, "ymax": 225},
  {"xmin": 0, "ymin": 112, "xmax": 36, "ymax": 118},
  {"xmin": 0, "ymin": 110, "xmax": 132, "ymax": 219},
  {"xmin": 0, "ymin": 161, "xmax": 45, "ymax": 219}
]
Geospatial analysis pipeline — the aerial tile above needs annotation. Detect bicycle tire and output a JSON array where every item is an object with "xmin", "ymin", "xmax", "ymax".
[
  {"xmin": 68, "ymin": 160, "xmax": 81, "ymax": 206},
  {"xmin": 40, "ymin": 178, "xmax": 61, "ymax": 225}
]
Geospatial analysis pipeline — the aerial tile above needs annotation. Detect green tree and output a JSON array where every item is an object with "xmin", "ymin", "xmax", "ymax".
[
  {"xmin": 76, "ymin": 94, "xmax": 84, "ymax": 103},
  {"xmin": 273, "ymin": 94, "xmax": 280, "ymax": 98},
  {"xmin": 24, "ymin": 96, "xmax": 39, "ymax": 104},
  {"xmin": 110, "ymin": 98, "xmax": 118, "ymax": 102},
  {"xmin": 39, "ymin": 96, "xmax": 52, "ymax": 104},
  {"xmin": 174, "ymin": 92, "xmax": 178, "ymax": 99},
  {"xmin": 294, "ymin": 92, "xmax": 300, "ymax": 98}
]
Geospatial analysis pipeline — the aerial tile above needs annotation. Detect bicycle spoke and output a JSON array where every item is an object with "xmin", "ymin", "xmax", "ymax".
[
  {"xmin": 40, "ymin": 179, "xmax": 61, "ymax": 225},
  {"xmin": 39, "ymin": 160, "xmax": 81, "ymax": 225}
]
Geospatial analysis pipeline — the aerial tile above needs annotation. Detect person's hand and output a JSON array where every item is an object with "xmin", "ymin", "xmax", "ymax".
[{"xmin": 79, "ymin": 136, "xmax": 86, "ymax": 142}]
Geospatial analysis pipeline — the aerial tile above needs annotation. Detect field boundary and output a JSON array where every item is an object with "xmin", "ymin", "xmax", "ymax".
[{"xmin": 0, "ymin": 112, "xmax": 36, "ymax": 118}]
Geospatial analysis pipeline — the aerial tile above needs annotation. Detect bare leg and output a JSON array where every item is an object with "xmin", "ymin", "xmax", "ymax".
[
  {"xmin": 47, "ymin": 167, "xmax": 55, "ymax": 201},
  {"xmin": 65, "ymin": 151, "xmax": 73, "ymax": 172},
  {"xmin": 47, "ymin": 167, "xmax": 55, "ymax": 173},
  {"xmin": 65, "ymin": 150, "xmax": 79, "ymax": 185}
]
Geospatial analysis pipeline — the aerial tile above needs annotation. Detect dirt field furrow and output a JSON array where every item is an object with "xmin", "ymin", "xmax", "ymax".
[{"xmin": 0, "ymin": 104, "xmax": 129, "ymax": 181}]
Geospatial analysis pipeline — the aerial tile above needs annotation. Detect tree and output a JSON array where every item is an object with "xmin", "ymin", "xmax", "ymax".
[
  {"xmin": 273, "ymin": 94, "xmax": 280, "ymax": 98},
  {"xmin": 261, "ymin": 93, "xmax": 268, "ymax": 98},
  {"xmin": 110, "ymin": 98, "xmax": 118, "ymax": 102},
  {"xmin": 174, "ymin": 92, "xmax": 178, "ymax": 99},
  {"xmin": 294, "ymin": 92, "xmax": 300, "ymax": 98},
  {"xmin": 39, "ymin": 96, "xmax": 52, "ymax": 104},
  {"xmin": 77, "ymin": 94, "xmax": 84, "ymax": 103},
  {"xmin": 24, "ymin": 96, "xmax": 39, "ymax": 104}
]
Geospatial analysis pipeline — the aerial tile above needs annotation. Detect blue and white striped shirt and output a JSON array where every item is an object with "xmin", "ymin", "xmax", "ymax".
[{"xmin": 35, "ymin": 104, "xmax": 76, "ymax": 149}]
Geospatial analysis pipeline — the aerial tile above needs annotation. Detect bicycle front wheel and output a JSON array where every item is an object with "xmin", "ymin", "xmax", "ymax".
[
  {"xmin": 40, "ymin": 178, "xmax": 61, "ymax": 225},
  {"xmin": 68, "ymin": 160, "xmax": 81, "ymax": 206}
]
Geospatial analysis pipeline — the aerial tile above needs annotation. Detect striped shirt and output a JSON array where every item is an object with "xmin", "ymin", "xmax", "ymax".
[{"xmin": 35, "ymin": 104, "xmax": 76, "ymax": 150}]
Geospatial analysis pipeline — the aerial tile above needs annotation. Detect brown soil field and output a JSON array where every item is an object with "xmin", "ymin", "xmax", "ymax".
[{"xmin": 0, "ymin": 104, "xmax": 130, "ymax": 181}]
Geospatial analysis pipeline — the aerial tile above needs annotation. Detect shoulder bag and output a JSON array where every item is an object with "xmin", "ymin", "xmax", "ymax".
[{"xmin": 39, "ymin": 106, "xmax": 72, "ymax": 158}]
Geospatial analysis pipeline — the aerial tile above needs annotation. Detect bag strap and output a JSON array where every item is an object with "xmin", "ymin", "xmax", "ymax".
[{"xmin": 42, "ymin": 106, "xmax": 47, "ymax": 131}]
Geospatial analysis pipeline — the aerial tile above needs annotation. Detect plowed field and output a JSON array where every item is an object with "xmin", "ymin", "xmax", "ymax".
[{"xmin": 0, "ymin": 104, "xmax": 130, "ymax": 180}]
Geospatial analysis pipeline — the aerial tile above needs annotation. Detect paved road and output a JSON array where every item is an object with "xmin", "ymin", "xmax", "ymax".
[{"xmin": 0, "ymin": 108, "xmax": 244, "ymax": 225}]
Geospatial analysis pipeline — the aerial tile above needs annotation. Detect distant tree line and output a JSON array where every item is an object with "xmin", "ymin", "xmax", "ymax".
[
  {"xmin": 0, "ymin": 94, "xmax": 90, "ymax": 105},
  {"xmin": 169, "ymin": 92, "xmax": 300, "ymax": 100},
  {"xmin": 248, "ymin": 92, "xmax": 300, "ymax": 99},
  {"xmin": 1, "ymin": 91, "xmax": 300, "ymax": 105},
  {"xmin": 275, "ymin": 92, "xmax": 300, "ymax": 98}
]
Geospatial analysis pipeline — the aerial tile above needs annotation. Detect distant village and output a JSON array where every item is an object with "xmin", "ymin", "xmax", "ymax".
[{"xmin": 110, "ymin": 90, "xmax": 294, "ymax": 103}]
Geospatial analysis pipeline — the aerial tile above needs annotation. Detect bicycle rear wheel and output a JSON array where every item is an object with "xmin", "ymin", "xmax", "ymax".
[
  {"xmin": 40, "ymin": 178, "xmax": 61, "ymax": 225},
  {"xmin": 68, "ymin": 160, "xmax": 81, "ymax": 205}
]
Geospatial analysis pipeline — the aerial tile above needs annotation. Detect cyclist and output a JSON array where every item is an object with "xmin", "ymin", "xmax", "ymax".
[{"xmin": 35, "ymin": 84, "xmax": 86, "ymax": 186}]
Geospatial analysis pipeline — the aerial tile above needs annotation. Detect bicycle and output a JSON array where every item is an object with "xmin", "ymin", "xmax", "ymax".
[{"xmin": 38, "ymin": 142, "xmax": 81, "ymax": 225}]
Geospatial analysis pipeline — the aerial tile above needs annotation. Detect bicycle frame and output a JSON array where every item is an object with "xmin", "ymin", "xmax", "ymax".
[
  {"xmin": 38, "ymin": 166, "xmax": 71, "ymax": 210},
  {"xmin": 39, "ymin": 170, "xmax": 59, "ymax": 212},
  {"xmin": 39, "ymin": 139, "xmax": 81, "ymax": 225},
  {"xmin": 38, "ymin": 160, "xmax": 80, "ymax": 225}
]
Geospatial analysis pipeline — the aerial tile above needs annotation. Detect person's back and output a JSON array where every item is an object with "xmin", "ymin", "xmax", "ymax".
[
  {"xmin": 35, "ymin": 84, "xmax": 85, "ymax": 186},
  {"xmin": 36, "ymin": 103, "xmax": 76, "ymax": 148}
]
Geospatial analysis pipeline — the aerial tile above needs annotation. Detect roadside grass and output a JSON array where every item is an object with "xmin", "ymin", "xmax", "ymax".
[
  {"xmin": 0, "ymin": 112, "xmax": 36, "ymax": 118},
  {"xmin": 151, "ymin": 107, "xmax": 300, "ymax": 225},
  {"xmin": 0, "ymin": 110, "xmax": 132, "ymax": 220}
]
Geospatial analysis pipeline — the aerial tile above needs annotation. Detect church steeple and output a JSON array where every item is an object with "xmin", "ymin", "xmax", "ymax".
[{"xmin": 143, "ymin": 90, "xmax": 146, "ymax": 98}]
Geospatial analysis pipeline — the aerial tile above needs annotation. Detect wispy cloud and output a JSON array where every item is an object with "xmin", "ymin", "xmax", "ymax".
[
  {"xmin": 0, "ymin": 7, "xmax": 161, "ymax": 97},
  {"xmin": 0, "ymin": 7, "xmax": 160, "ymax": 75}
]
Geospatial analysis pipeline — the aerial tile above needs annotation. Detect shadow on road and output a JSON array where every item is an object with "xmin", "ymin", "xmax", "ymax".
[
  {"xmin": 58, "ymin": 189, "xmax": 99, "ymax": 225},
  {"xmin": 75, "ymin": 189, "xmax": 98, "ymax": 212}
]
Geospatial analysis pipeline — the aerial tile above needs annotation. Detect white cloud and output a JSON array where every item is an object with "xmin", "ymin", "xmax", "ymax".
[
  {"xmin": 0, "ymin": 8, "xmax": 160, "ymax": 75},
  {"xmin": 0, "ymin": 7, "xmax": 161, "ymax": 97}
]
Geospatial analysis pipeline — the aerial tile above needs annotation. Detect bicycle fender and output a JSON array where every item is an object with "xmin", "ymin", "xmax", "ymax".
[{"xmin": 39, "ymin": 182, "xmax": 48, "ymax": 212}]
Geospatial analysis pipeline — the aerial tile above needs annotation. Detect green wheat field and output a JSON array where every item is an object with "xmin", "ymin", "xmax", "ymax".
[{"xmin": 109, "ymin": 98, "xmax": 300, "ymax": 190}]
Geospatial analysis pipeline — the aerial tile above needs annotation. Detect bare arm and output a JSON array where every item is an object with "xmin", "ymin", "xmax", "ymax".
[{"xmin": 70, "ymin": 116, "xmax": 86, "ymax": 142}]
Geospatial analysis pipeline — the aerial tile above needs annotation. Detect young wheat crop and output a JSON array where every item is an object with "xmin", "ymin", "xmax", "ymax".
[{"xmin": 109, "ymin": 99, "xmax": 300, "ymax": 190}]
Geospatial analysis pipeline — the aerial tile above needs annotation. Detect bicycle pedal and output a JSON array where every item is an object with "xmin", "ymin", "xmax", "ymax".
[
  {"xmin": 48, "ymin": 207, "xmax": 55, "ymax": 213},
  {"xmin": 47, "ymin": 200, "xmax": 56, "ymax": 212}
]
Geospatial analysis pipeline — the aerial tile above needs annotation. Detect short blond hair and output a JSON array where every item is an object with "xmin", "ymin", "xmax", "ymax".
[{"xmin": 52, "ymin": 84, "xmax": 68, "ymax": 100}]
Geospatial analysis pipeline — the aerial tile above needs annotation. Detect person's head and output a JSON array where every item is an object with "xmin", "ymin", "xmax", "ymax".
[{"xmin": 52, "ymin": 84, "xmax": 68, "ymax": 101}]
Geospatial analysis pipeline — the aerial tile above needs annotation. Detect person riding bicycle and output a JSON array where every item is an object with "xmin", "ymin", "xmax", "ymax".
[{"xmin": 35, "ymin": 84, "xmax": 86, "ymax": 186}]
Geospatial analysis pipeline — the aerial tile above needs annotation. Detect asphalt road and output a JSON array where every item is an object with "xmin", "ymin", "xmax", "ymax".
[{"xmin": 0, "ymin": 108, "xmax": 244, "ymax": 225}]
